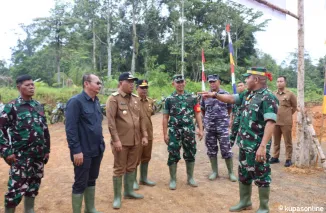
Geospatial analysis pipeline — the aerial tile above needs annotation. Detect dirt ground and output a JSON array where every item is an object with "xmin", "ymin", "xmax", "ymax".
[{"xmin": 1, "ymin": 106, "xmax": 326, "ymax": 213}]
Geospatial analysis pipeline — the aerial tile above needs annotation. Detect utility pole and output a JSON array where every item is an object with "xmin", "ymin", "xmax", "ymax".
[{"xmin": 181, "ymin": 0, "xmax": 184, "ymax": 76}]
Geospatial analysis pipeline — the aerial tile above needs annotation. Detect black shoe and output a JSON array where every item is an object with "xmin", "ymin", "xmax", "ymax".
[
  {"xmin": 270, "ymin": 157, "xmax": 280, "ymax": 164},
  {"xmin": 284, "ymin": 160, "xmax": 292, "ymax": 167}
]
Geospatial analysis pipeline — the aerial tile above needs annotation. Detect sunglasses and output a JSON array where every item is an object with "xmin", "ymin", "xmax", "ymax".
[
  {"xmin": 139, "ymin": 86, "xmax": 148, "ymax": 89},
  {"xmin": 88, "ymin": 81, "xmax": 102, "ymax": 85}
]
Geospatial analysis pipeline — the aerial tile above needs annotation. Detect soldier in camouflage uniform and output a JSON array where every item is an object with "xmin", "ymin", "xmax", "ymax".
[
  {"xmin": 0, "ymin": 75, "xmax": 50, "ymax": 213},
  {"xmin": 201, "ymin": 74, "xmax": 236, "ymax": 182},
  {"xmin": 163, "ymin": 74, "xmax": 203, "ymax": 190},
  {"xmin": 200, "ymin": 67, "xmax": 278, "ymax": 213},
  {"xmin": 229, "ymin": 81, "xmax": 246, "ymax": 147}
]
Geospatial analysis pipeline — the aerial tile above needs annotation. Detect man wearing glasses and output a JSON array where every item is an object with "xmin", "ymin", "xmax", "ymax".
[
  {"xmin": 106, "ymin": 72, "xmax": 148, "ymax": 209},
  {"xmin": 133, "ymin": 79, "xmax": 156, "ymax": 190},
  {"xmin": 65, "ymin": 74, "xmax": 105, "ymax": 213},
  {"xmin": 163, "ymin": 74, "xmax": 203, "ymax": 190},
  {"xmin": 201, "ymin": 74, "xmax": 236, "ymax": 182}
]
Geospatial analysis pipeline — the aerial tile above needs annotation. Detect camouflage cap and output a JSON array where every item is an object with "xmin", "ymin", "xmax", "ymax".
[
  {"xmin": 207, "ymin": 74, "xmax": 219, "ymax": 82},
  {"xmin": 173, "ymin": 74, "xmax": 185, "ymax": 82}
]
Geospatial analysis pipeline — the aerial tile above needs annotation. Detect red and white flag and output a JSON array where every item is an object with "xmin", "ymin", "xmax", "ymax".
[{"xmin": 201, "ymin": 49, "xmax": 206, "ymax": 91}]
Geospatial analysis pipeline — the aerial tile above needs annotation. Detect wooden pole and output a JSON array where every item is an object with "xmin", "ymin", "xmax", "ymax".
[{"xmin": 253, "ymin": 0, "xmax": 299, "ymax": 19}]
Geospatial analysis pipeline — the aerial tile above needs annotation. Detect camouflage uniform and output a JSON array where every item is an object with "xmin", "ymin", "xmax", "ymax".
[
  {"xmin": 201, "ymin": 89, "xmax": 233, "ymax": 159},
  {"xmin": 229, "ymin": 98, "xmax": 243, "ymax": 147},
  {"xmin": 234, "ymin": 88, "xmax": 278, "ymax": 187},
  {"xmin": 163, "ymin": 91, "xmax": 198, "ymax": 166},
  {"xmin": 0, "ymin": 97, "xmax": 50, "ymax": 208}
]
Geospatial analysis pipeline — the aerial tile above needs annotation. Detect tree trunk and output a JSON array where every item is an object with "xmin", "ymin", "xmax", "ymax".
[
  {"xmin": 131, "ymin": 0, "xmax": 137, "ymax": 74},
  {"xmin": 92, "ymin": 19, "xmax": 96, "ymax": 71},
  {"xmin": 107, "ymin": 0, "xmax": 112, "ymax": 78},
  {"xmin": 295, "ymin": 0, "xmax": 308, "ymax": 167}
]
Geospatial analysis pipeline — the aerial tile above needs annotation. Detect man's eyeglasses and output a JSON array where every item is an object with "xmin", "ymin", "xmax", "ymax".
[{"xmin": 88, "ymin": 81, "xmax": 102, "ymax": 85}]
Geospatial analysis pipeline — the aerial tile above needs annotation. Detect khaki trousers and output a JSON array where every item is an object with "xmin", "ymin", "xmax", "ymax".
[
  {"xmin": 112, "ymin": 144, "xmax": 140, "ymax": 177},
  {"xmin": 137, "ymin": 140, "xmax": 153, "ymax": 165},
  {"xmin": 273, "ymin": 125, "xmax": 293, "ymax": 160}
]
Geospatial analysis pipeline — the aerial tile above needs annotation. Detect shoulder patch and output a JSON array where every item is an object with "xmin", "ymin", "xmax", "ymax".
[{"xmin": 112, "ymin": 92, "xmax": 119, "ymax": 96}]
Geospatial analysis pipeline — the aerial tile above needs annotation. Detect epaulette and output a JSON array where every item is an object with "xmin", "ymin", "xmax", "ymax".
[
  {"xmin": 112, "ymin": 92, "xmax": 119, "ymax": 96},
  {"xmin": 132, "ymin": 93, "xmax": 139, "ymax": 97}
]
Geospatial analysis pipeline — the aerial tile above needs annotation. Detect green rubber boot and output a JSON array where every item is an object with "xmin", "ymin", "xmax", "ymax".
[
  {"xmin": 229, "ymin": 183, "xmax": 253, "ymax": 212},
  {"xmin": 208, "ymin": 157, "xmax": 218, "ymax": 180},
  {"xmin": 169, "ymin": 163, "xmax": 177, "ymax": 190},
  {"xmin": 84, "ymin": 186, "xmax": 101, "ymax": 213},
  {"xmin": 186, "ymin": 162, "xmax": 198, "ymax": 187},
  {"xmin": 140, "ymin": 162, "xmax": 156, "ymax": 186},
  {"xmin": 24, "ymin": 196, "xmax": 35, "ymax": 213},
  {"xmin": 133, "ymin": 167, "xmax": 140, "ymax": 190},
  {"xmin": 72, "ymin": 193, "xmax": 84, "ymax": 213},
  {"xmin": 5, "ymin": 207, "xmax": 15, "ymax": 213},
  {"xmin": 225, "ymin": 158, "xmax": 237, "ymax": 182},
  {"xmin": 124, "ymin": 171, "xmax": 144, "ymax": 199},
  {"xmin": 112, "ymin": 176, "xmax": 122, "ymax": 209},
  {"xmin": 256, "ymin": 187, "xmax": 270, "ymax": 213}
]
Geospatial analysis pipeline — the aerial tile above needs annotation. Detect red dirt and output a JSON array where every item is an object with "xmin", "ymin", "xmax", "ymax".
[{"xmin": 1, "ymin": 106, "xmax": 326, "ymax": 213}]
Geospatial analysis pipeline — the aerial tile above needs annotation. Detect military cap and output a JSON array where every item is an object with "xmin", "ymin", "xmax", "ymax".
[
  {"xmin": 207, "ymin": 74, "xmax": 220, "ymax": 82},
  {"xmin": 242, "ymin": 67, "xmax": 273, "ymax": 81},
  {"xmin": 118, "ymin": 72, "xmax": 138, "ymax": 81},
  {"xmin": 172, "ymin": 74, "xmax": 185, "ymax": 82},
  {"xmin": 136, "ymin": 79, "xmax": 149, "ymax": 87}
]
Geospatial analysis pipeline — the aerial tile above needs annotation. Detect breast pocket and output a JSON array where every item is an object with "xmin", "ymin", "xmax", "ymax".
[
  {"xmin": 248, "ymin": 104, "xmax": 260, "ymax": 121},
  {"xmin": 118, "ymin": 104, "xmax": 129, "ymax": 117},
  {"xmin": 281, "ymin": 99, "xmax": 291, "ymax": 107},
  {"xmin": 82, "ymin": 108, "xmax": 95, "ymax": 125}
]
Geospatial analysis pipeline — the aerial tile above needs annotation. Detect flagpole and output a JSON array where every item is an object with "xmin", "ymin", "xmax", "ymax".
[
  {"xmin": 201, "ymin": 49, "xmax": 206, "ymax": 91},
  {"xmin": 226, "ymin": 24, "xmax": 237, "ymax": 94}
]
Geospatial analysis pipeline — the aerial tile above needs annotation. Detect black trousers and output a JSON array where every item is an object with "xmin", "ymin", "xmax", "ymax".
[{"xmin": 72, "ymin": 153, "xmax": 103, "ymax": 194}]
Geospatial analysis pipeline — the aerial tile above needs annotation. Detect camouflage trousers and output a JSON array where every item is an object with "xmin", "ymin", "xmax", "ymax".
[
  {"xmin": 167, "ymin": 125, "xmax": 196, "ymax": 166},
  {"xmin": 238, "ymin": 144, "xmax": 271, "ymax": 187},
  {"xmin": 205, "ymin": 119, "xmax": 233, "ymax": 159},
  {"xmin": 229, "ymin": 119, "xmax": 240, "ymax": 147},
  {"xmin": 5, "ymin": 157, "xmax": 44, "ymax": 208}
]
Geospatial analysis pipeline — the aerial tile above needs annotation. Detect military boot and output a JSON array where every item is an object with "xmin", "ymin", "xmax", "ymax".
[
  {"xmin": 112, "ymin": 176, "xmax": 122, "ymax": 209},
  {"xmin": 72, "ymin": 193, "xmax": 83, "ymax": 213},
  {"xmin": 84, "ymin": 186, "xmax": 102, "ymax": 213},
  {"xmin": 5, "ymin": 207, "xmax": 15, "ymax": 213},
  {"xmin": 133, "ymin": 167, "xmax": 140, "ymax": 190},
  {"xmin": 256, "ymin": 187, "xmax": 270, "ymax": 213},
  {"xmin": 186, "ymin": 161, "xmax": 198, "ymax": 187},
  {"xmin": 140, "ymin": 162, "xmax": 156, "ymax": 186},
  {"xmin": 208, "ymin": 157, "xmax": 218, "ymax": 180},
  {"xmin": 169, "ymin": 163, "xmax": 177, "ymax": 190},
  {"xmin": 24, "ymin": 196, "xmax": 35, "ymax": 213},
  {"xmin": 225, "ymin": 158, "xmax": 237, "ymax": 182},
  {"xmin": 229, "ymin": 183, "xmax": 252, "ymax": 212},
  {"xmin": 124, "ymin": 171, "xmax": 144, "ymax": 199}
]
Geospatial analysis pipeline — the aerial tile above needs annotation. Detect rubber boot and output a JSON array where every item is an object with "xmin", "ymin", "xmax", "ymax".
[
  {"xmin": 256, "ymin": 187, "xmax": 270, "ymax": 213},
  {"xmin": 169, "ymin": 163, "xmax": 177, "ymax": 190},
  {"xmin": 84, "ymin": 186, "xmax": 101, "ymax": 213},
  {"xmin": 5, "ymin": 207, "xmax": 15, "ymax": 213},
  {"xmin": 112, "ymin": 176, "xmax": 122, "ymax": 209},
  {"xmin": 208, "ymin": 157, "xmax": 218, "ymax": 180},
  {"xmin": 229, "ymin": 183, "xmax": 253, "ymax": 212},
  {"xmin": 124, "ymin": 171, "xmax": 144, "ymax": 199},
  {"xmin": 72, "ymin": 193, "xmax": 83, "ymax": 213},
  {"xmin": 133, "ymin": 167, "xmax": 140, "ymax": 190},
  {"xmin": 140, "ymin": 162, "xmax": 156, "ymax": 186},
  {"xmin": 225, "ymin": 158, "xmax": 237, "ymax": 182},
  {"xmin": 186, "ymin": 161, "xmax": 198, "ymax": 187},
  {"xmin": 24, "ymin": 196, "xmax": 35, "ymax": 213}
]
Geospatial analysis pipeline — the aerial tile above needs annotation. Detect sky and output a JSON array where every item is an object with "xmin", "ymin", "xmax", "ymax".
[{"xmin": 0, "ymin": 0, "xmax": 325, "ymax": 66}]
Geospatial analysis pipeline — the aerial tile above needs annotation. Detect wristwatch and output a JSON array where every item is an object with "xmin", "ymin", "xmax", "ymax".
[{"xmin": 214, "ymin": 92, "xmax": 218, "ymax": 98}]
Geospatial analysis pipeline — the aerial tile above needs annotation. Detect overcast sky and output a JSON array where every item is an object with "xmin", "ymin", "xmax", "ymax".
[{"xmin": 0, "ymin": 0, "xmax": 325, "ymax": 66}]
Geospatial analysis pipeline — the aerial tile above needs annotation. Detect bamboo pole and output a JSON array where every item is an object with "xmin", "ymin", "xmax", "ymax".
[{"xmin": 253, "ymin": 0, "xmax": 299, "ymax": 19}]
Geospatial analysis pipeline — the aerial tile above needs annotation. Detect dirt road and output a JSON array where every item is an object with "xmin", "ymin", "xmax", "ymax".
[{"xmin": 1, "ymin": 107, "xmax": 326, "ymax": 213}]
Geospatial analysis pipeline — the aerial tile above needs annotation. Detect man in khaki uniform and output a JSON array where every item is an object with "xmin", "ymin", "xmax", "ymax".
[
  {"xmin": 133, "ymin": 79, "xmax": 156, "ymax": 190},
  {"xmin": 106, "ymin": 72, "xmax": 148, "ymax": 209},
  {"xmin": 270, "ymin": 76, "xmax": 297, "ymax": 167}
]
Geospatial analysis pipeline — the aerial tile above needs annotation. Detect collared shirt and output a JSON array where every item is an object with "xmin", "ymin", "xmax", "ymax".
[
  {"xmin": 65, "ymin": 91, "xmax": 105, "ymax": 157},
  {"xmin": 106, "ymin": 90, "xmax": 148, "ymax": 146},
  {"xmin": 274, "ymin": 89, "xmax": 297, "ymax": 125},
  {"xmin": 163, "ymin": 90, "xmax": 198, "ymax": 127},
  {"xmin": 138, "ymin": 97, "xmax": 155, "ymax": 140},
  {"xmin": 0, "ymin": 96, "xmax": 50, "ymax": 159},
  {"xmin": 233, "ymin": 88, "xmax": 278, "ymax": 152},
  {"xmin": 201, "ymin": 89, "xmax": 232, "ymax": 125}
]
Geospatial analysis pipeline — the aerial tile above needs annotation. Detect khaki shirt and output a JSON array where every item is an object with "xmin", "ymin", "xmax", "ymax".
[
  {"xmin": 106, "ymin": 90, "xmax": 148, "ymax": 146},
  {"xmin": 138, "ymin": 97, "xmax": 155, "ymax": 140},
  {"xmin": 274, "ymin": 89, "xmax": 297, "ymax": 126}
]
